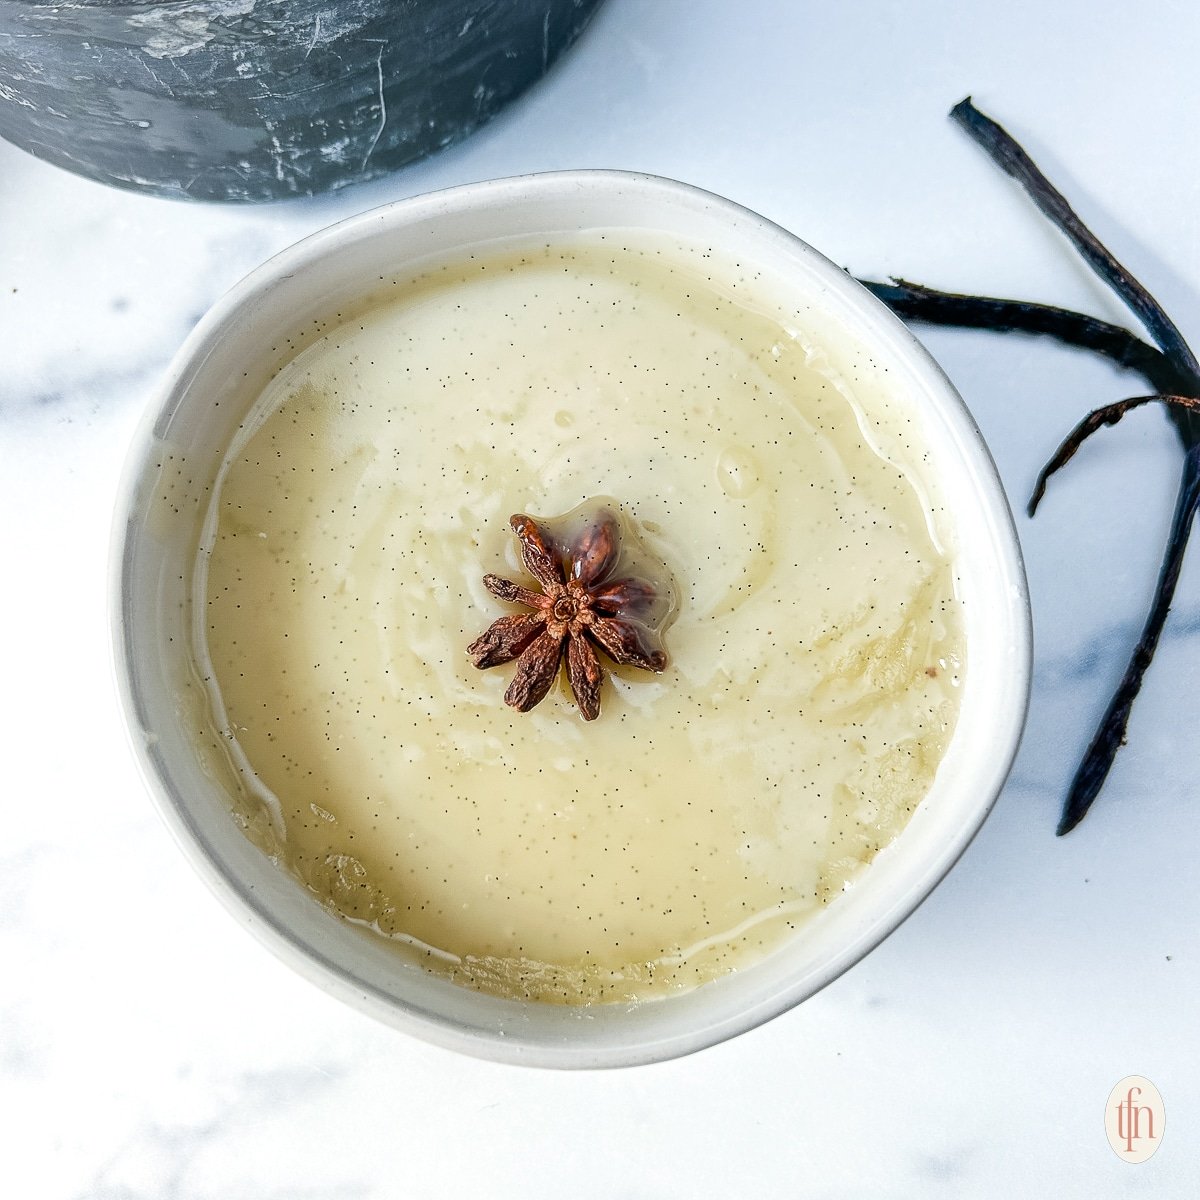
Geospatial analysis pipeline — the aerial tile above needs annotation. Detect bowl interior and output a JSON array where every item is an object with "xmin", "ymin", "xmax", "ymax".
[{"xmin": 113, "ymin": 171, "xmax": 1030, "ymax": 1068}]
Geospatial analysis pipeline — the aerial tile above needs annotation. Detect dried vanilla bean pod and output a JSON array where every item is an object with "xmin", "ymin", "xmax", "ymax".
[
  {"xmin": 950, "ymin": 99, "xmax": 1200, "ymax": 394},
  {"xmin": 950, "ymin": 100, "xmax": 1200, "ymax": 833},
  {"xmin": 861, "ymin": 100, "xmax": 1200, "ymax": 833},
  {"xmin": 860, "ymin": 280, "xmax": 1189, "ymax": 408},
  {"xmin": 1030, "ymin": 395, "xmax": 1200, "ymax": 514}
]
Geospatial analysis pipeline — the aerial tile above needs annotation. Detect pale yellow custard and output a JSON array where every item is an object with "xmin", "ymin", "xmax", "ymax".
[{"xmin": 195, "ymin": 232, "xmax": 964, "ymax": 1004}]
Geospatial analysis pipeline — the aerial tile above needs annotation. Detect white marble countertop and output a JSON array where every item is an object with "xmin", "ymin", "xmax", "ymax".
[{"xmin": 3, "ymin": 1, "xmax": 1197, "ymax": 1194}]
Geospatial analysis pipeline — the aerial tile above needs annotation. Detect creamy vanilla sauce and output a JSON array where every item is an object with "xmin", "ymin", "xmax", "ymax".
[{"xmin": 196, "ymin": 234, "xmax": 964, "ymax": 1003}]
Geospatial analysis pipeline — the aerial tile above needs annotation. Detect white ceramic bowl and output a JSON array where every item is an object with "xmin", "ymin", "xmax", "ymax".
[{"xmin": 111, "ymin": 171, "xmax": 1031, "ymax": 1068}]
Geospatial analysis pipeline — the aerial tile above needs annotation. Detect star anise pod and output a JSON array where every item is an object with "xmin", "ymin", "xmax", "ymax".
[{"xmin": 467, "ymin": 508, "xmax": 668, "ymax": 721}]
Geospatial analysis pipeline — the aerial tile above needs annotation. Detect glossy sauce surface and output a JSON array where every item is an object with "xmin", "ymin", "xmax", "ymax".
[{"xmin": 196, "ymin": 234, "xmax": 965, "ymax": 1003}]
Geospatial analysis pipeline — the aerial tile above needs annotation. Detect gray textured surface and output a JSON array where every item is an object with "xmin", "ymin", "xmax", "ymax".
[{"xmin": 0, "ymin": 0, "xmax": 603, "ymax": 202}]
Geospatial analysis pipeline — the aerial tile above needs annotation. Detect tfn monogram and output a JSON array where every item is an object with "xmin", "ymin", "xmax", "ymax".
[
  {"xmin": 1105, "ymin": 1076, "xmax": 1165, "ymax": 1163},
  {"xmin": 1115, "ymin": 1085, "xmax": 1157, "ymax": 1154}
]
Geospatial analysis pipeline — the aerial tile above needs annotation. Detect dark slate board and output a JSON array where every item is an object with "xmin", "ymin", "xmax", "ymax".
[{"xmin": 0, "ymin": 0, "xmax": 604, "ymax": 202}]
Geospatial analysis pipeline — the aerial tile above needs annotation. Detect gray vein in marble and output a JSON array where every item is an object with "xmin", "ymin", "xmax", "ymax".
[
  {"xmin": 0, "ymin": 360, "xmax": 164, "ymax": 416},
  {"xmin": 77, "ymin": 1062, "xmax": 358, "ymax": 1200},
  {"xmin": 0, "ymin": 1004, "xmax": 47, "ymax": 1081},
  {"xmin": 2, "ymin": 224, "xmax": 276, "ymax": 416},
  {"xmin": 1033, "ymin": 603, "xmax": 1200, "ymax": 687},
  {"xmin": 0, "ymin": 842, "xmax": 54, "ymax": 928},
  {"xmin": 914, "ymin": 1151, "xmax": 974, "ymax": 1183}
]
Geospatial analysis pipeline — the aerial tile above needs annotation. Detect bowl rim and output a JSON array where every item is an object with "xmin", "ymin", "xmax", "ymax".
[{"xmin": 111, "ymin": 167, "xmax": 1032, "ymax": 1068}]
